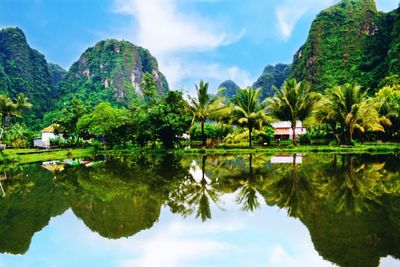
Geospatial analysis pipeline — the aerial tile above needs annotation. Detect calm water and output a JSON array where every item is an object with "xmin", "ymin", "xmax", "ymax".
[{"xmin": 0, "ymin": 153, "xmax": 399, "ymax": 267}]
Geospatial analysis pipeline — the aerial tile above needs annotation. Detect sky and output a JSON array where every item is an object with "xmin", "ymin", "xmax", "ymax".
[{"xmin": 0, "ymin": 0, "xmax": 398, "ymax": 93}]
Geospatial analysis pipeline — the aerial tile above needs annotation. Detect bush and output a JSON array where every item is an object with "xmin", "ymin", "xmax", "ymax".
[
  {"xmin": 6, "ymin": 124, "xmax": 34, "ymax": 148},
  {"xmin": 190, "ymin": 123, "xmax": 232, "ymax": 141},
  {"xmin": 299, "ymin": 134, "xmax": 311, "ymax": 145},
  {"xmin": 50, "ymin": 136, "xmax": 89, "ymax": 148},
  {"xmin": 224, "ymin": 128, "xmax": 265, "ymax": 145}
]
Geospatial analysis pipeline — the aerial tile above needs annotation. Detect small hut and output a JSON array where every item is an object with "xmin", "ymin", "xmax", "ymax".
[{"xmin": 33, "ymin": 124, "xmax": 64, "ymax": 149}]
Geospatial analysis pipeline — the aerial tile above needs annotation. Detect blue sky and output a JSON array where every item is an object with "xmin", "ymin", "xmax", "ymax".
[{"xmin": 0, "ymin": 0, "xmax": 398, "ymax": 93}]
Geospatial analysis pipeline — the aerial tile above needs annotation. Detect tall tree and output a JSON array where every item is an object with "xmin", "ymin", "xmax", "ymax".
[
  {"xmin": 0, "ymin": 95, "xmax": 17, "ymax": 129},
  {"xmin": 266, "ymin": 79, "xmax": 320, "ymax": 145},
  {"xmin": 141, "ymin": 72, "xmax": 159, "ymax": 103},
  {"xmin": 314, "ymin": 84, "xmax": 388, "ymax": 144},
  {"xmin": 231, "ymin": 87, "xmax": 268, "ymax": 148},
  {"xmin": 15, "ymin": 93, "xmax": 32, "ymax": 119},
  {"xmin": 188, "ymin": 80, "xmax": 230, "ymax": 146},
  {"xmin": 374, "ymin": 85, "xmax": 400, "ymax": 141}
]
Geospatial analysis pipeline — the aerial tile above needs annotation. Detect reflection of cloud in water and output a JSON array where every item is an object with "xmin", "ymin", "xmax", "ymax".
[
  {"xmin": 380, "ymin": 256, "xmax": 400, "ymax": 267},
  {"xmin": 189, "ymin": 160, "xmax": 212, "ymax": 184}
]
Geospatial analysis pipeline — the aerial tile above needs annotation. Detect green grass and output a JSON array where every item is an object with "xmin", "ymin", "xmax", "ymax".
[{"xmin": 177, "ymin": 143, "xmax": 400, "ymax": 155}]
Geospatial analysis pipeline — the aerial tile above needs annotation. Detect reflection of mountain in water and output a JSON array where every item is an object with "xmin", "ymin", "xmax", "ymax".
[
  {"xmin": 0, "ymin": 165, "xmax": 68, "ymax": 254},
  {"xmin": 0, "ymin": 153, "xmax": 400, "ymax": 267},
  {"xmin": 198, "ymin": 153, "xmax": 400, "ymax": 267},
  {"xmin": 61, "ymin": 155, "xmax": 188, "ymax": 239}
]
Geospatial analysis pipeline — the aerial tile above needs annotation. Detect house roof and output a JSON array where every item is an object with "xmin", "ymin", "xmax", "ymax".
[
  {"xmin": 271, "ymin": 121, "xmax": 303, "ymax": 129},
  {"xmin": 42, "ymin": 124, "xmax": 61, "ymax": 133}
]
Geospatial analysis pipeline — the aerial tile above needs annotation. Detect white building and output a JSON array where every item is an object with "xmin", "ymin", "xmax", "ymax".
[
  {"xmin": 271, "ymin": 121, "xmax": 307, "ymax": 140},
  {"xmin": 33, "ymin": 124, "xmax": 63, "ymax": 148}
]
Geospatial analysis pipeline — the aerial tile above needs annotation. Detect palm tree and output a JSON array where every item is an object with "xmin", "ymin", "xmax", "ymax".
[
  {"xmin": 266, "ymin": 79, "xmax": 320, "ymax": 145},
  {"xmin": 231, "ymin": 87, "xmax": 269, "ymax": 148},
  {"xmin": 188, "ymin": 80, "xmax": 230, "ymax": 146},
  {"xmin": 0, "ymin": 95, "xmax": 17, "ymax": 128},
  {"xmin": 314, "ymin": 84, "xmax": 388, "ymax": 144},
  {"xmin": 15, "ymin": 93, "xmax": 32, "ymax": 119}
]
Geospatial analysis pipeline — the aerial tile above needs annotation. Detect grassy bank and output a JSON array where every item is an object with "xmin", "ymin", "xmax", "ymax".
[
  {"xmin": 0, "ymin": 143, "xmax": 399, "ymax": 164},
  {"xmin": 178, "ymin": 143, "xmax": 400, "ymax": 155}
]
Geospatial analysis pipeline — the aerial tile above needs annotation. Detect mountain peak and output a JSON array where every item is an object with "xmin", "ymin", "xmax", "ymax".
[
  {"xmin": 0, "ymin": 27, "xmax": 27, "ymax": 43},
  {"xmin": 63, "ymin": 38, "xmax": 169, "ymax": 106}
]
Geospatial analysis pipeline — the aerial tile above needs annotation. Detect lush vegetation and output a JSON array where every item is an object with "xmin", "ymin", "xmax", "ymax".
[
  {"xmin": 292, "ymin": 0, "xmax": 398, "ymax": 93},
  {"xmin": 266, "ymin": 79, "xmax": 320, "ymax": 145},
  {"xmin": 0, "ymin": 1, "xmax": 399, "ymax": 150},
  {"xmin": 0, "ymin": 28, "xmax": 60, "ymax": 127},
  {"xmin": 253, "ymin": 63, "xmax": 291, "ymax": 98}
]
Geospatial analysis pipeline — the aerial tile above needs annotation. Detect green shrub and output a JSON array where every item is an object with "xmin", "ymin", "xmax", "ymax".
[
  {"xmin": 190, "ymin": 123, "xmax": 232, "ymax": 141},
  {"xmin": 299, "ymin": 134, "xmax": 311, "ymax": 145}
]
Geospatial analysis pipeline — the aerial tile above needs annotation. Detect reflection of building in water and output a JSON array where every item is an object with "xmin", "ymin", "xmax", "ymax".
[
  {"xmin": 42, "ymin": 161, "xmax": 65, "ymax": 172},
  {"xmin": 271, "ymin": 121, "xmax": 306, "ymax": 141},
  {"xmin": 271, "ymin": 155, "xmax": 303, "ymax": 164},
  {"xmin": 0, "ymin": 172, "xmax": 6, "ymax": 197}
]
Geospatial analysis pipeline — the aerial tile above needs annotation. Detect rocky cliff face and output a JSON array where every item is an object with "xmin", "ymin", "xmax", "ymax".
[
  {"xmin": 61, "ymin": 39, "xmax": 169, "ymax": 106},
  {"xmin": 253, "ymin": 63, "xmax": 291, "ymax": 98},
  {"xmin": 291, "ymin": 0, "xmax": 398, "ymax": 92},
  {"xmin": 0, "ymin": 27, "xmax": 55, "ymax": 119}
]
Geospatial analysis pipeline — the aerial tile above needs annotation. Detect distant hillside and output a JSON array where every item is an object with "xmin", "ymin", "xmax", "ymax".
[
  {"xmin": 253, "ymin": 63, "xmax": 291, "ymax": 98},
  {"xmin": 47, "ymin": 63, "xmax": 66, "ymax": 94},
  {"xmin": 291, "ymin": 0, "xmax": 399, "ymax": 92},
  {"xmin": 59, "ymin": 39, "xmax": 169, "ymax": 107},
  {"xmin": 218, "ymin": 80, "xmax": 240, "ymax": 98},
  {"xmin": 0, "ymin": 27, "xmax": 56, "ymax": 121}
]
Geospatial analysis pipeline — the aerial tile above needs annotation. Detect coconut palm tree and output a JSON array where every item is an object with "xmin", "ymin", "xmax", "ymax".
[
  {"xmin": 314, "ymin": 84, "xmax": 388, "ymax": 144},
  {"xmin": 266, "ymin": 79, "xmax": 320, "ymax": 145},
  {"xmin": 0, "ymin": 95, "xmax": 17, "ymax": 128},
  {"xmin": 231, "ymin": 87, "xmax": 269, "ymax": 148},
  {"xmin": 188, "ymin": 80, "xmax": 230, "ymax": 146},
  {"xmin": 15, "ymin": 93, "xmax": 32, "ymax": 119}
]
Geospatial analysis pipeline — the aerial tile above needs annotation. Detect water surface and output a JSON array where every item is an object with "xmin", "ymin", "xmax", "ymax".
[{"xmin": 0, "ymin": 153, "xmax": 399, "ymax": 267}]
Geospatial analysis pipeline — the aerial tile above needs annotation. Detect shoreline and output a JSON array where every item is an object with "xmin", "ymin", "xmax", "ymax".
[{"xmin": 0, "ymin": 143, "xmax": 399, "ymax": 164}]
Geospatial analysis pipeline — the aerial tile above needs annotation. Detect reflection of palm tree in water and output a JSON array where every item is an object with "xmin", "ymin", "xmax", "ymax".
[
  {"xmin": 328, "ymin": 155, "xmax": 384, "ymax": 214},
  {"xmin": 263, "ymin": 154, "xmax": 315, "ymax": 217},
  {"xmin": 170, "ymin": 155, "xmax": 221, "ymax": 222},
  {"xmin": 236, "ymin": 154, "xmax": 261, "ymax": 212}
]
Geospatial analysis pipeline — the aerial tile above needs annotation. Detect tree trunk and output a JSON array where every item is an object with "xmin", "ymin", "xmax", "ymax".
[
  {"xmin": 249, "ymin": 127, "xmax": 253, "ymax": 148},
  {"xmin": 201, "ymin": 155, "xmax": 206, "ymax": 183},
  {"xmin": 349, "ymin": 129, "xmax": 353, "ymax": 145},
  {"xmin": 1, "ymin": 113, "xmax": 5, "ymax": 129},
  {"xmin": 292, "ymin": 126, "xmax": 297, "ymax": 146},
  {"xmin": 201, "ymin": 121, "xmax": 206, "ymax": 147}
]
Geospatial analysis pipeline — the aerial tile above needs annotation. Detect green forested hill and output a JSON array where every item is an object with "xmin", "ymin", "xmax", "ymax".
[
  {"xmin": 218, "ymin": 80, "xmax": 240, "ymax": 98},
  {"xmin": 47, "ymin": 63, "xmax": 67, "ymax": 95},
  {"xmin": 0, "ymin": 27, "xmax": 56, "ymax": 121},
  {"xmin": 292, "ymin": 0, "xmax": 399, "ymax": 92},
  {"xmin": 253, "ymin": 63, "xmax": 291, "ymax": 98},
  {"xmin": 58, "ymin": 39, "xmax": 169, "ymax": 107}
]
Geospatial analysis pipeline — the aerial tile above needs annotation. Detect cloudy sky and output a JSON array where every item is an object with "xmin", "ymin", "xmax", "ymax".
[{"xmin": 0, "ymin": 0, "xmax": 398, "ymax": 92}]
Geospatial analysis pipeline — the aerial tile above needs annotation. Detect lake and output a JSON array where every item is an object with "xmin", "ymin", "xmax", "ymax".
[{"xmin": 0, "ymin": 153, "xmax": 399, "ymax": 267}]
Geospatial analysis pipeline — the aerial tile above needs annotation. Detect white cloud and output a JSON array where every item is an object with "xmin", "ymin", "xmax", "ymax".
[
  {"xmin": 112, "ymin": 0, "xmax": 246, "ymax": 91},
  {"xmin": 266, "ymin": 244, "xmax": 335, "ymax": 267},
  {"xmin": 162, "ymin": 58, "xmax": 254, "ymax": 91},
  {"xmin": 275, "ymin": 0, "xmax": 335, "ymax": 41},
  {"xmin": 113, "ymin": 0, "xmax": 237, "ymax": 55},
  {"xmin": 118, "ymin": 219, "xmax": 241, "ymax": 267},
  {"xmin": 380, "ymin": 256, "xmax": 400, "ymax": 267}
]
